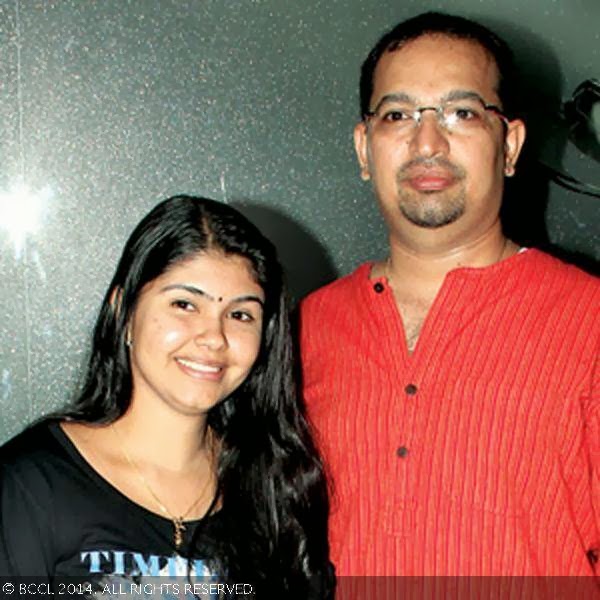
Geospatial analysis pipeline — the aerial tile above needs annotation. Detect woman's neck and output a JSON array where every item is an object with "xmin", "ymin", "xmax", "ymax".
[{"xmin": 112, "ymin": 403, "xmax": 213, "ymax": 474}]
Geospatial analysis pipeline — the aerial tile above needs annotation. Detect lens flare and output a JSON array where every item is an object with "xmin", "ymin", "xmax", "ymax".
[{"xmin": 0, "ymin": 183, "xmax": 53, "ymax": 259}]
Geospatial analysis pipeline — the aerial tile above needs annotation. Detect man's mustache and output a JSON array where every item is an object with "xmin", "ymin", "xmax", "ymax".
[{"xmin": 397, "ymin": 157, "xmax": 466, "ymax": 180}]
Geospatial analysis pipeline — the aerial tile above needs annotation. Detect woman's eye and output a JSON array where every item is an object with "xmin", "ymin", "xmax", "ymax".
[
  {"xmin": 230, "ymin": 310, "xmax": 254, "ymax": 323},
  {"xmin": 171, "ymin": 299, "xmax": 195, "ymax": 311}
]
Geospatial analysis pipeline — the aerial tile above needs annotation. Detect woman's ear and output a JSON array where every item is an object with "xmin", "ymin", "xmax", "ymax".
[
  {"xmin": 109, "ymin": 287, "xmax": 123, "ymax": 315},
  {"xmin": 109, "ymin": 287, "xmax": 132, "ymax": 346}
]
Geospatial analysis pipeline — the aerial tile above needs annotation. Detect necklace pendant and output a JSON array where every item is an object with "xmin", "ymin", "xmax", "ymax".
[{"xmin": 173, "ymin": 518, "xmax": 186, "ymax": 548}]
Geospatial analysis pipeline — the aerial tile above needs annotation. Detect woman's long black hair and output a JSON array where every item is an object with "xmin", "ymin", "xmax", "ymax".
[{"xmin": 62, "ymin": 195, "xmax": 332, "ymax": 597}]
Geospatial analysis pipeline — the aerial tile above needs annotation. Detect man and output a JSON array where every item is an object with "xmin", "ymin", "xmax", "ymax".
[{"xmin": 300, "ymin": 12, "xmax": 599, "ymax": 580}]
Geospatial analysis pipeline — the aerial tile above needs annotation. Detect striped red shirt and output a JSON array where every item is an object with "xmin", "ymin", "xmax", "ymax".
[{"xmin": 300, "ymin": 249, "xmax": 599, "ymax": 578}]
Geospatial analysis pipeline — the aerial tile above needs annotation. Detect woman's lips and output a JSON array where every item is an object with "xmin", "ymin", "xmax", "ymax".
[{"xmin": 175, "ymin": 357, "xmax": 224, "ymax": 381}]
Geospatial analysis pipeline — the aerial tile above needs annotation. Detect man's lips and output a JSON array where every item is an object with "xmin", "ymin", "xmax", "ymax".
[
  {"xmin": 404, "ymin": 170, "xmax": 457, "ymax": 192},
  {"xmin": 398, "ymin": 159, "xmax": 464, "ymax": 192}
]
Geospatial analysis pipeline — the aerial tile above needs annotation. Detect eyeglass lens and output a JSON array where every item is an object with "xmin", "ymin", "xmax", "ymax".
[{"xmin": 368, "ymin": 98, "xmax": 505, "ymax": 133}]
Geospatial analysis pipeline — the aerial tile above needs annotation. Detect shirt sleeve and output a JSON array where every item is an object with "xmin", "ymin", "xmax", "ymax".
[
  {"xmin": 581, "ymin": 342, "xmax": 600, "ymax": 579},
  {"xmin": 586, "ymin": 354, "xmax": 600, "ymax": 540},
  {"xmin": 0, "ymin": 463, "xmax": 53, "ymax": 577}
]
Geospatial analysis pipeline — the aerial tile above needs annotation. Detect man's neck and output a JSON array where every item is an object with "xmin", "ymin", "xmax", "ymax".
[
  {"xmin": 374, "ymin": 225, "xmax": 518, "ymax": 354},
  {"xmin": 381, "ymin": 225, "xmax": 517, "ymax": 294}
]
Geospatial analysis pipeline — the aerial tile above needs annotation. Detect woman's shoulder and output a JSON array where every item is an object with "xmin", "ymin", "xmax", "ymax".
[{"xmin": 0, "ymin": 419, "xmax": 69, "ymax": 477}]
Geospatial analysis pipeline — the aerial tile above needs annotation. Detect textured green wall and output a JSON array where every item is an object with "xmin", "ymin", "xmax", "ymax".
[{"xmin": 0, "ymin": 0, "xmax": 598, "ymax": 443}]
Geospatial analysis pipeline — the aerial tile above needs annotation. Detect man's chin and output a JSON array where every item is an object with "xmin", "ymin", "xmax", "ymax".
[{"xmin": 399, "ymin": 203, "xmax": 465, "ymax": 229}]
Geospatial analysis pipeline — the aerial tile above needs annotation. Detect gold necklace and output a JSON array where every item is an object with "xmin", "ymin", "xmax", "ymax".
[{"xmin": 111, "ymin": 424, "xmax": 215, "ymax": 549}]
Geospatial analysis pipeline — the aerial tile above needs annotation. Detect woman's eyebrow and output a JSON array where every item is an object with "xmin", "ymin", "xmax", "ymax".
[
  {"xmin": 161, "ymin": 283, "xmax": 214, "ymax": 299},
  {"xmin": 161, "ymin": 284, "xmax": 264, "ymax": 306},
  {"xmin": 233, "ymin": 295, "xmax": 265, "ymax": 307}
]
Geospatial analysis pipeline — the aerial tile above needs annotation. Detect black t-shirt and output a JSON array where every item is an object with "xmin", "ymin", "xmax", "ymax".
[{"xmin": 0, "ymin": 421, "xmax": 230, "ymax": 596}]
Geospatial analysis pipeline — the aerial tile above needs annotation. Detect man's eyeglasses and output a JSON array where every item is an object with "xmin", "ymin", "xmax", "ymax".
[{"xmin": 364, "ymin": 95, "xmax": 509, "ymax": 135}]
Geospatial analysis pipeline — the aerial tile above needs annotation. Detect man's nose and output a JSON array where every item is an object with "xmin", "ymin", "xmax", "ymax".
[{"xmin": 408, "ymin": 110, "xmax": 450, "ymax": 158}]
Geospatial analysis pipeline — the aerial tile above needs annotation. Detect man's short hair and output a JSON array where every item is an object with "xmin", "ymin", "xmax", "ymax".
[{"xmin": 359, "ymin": 12, "xmax": 517, "ymax": 119}]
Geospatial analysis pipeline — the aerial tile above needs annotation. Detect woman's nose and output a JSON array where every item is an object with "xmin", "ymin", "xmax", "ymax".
[{"xmin": 194, "ymin": 318, "xmax": 227, "ymax": 350}]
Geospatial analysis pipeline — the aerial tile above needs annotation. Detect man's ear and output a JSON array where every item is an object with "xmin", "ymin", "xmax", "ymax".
[
  {"xmin": 353, "ymin": 121, "xmax": 371, "ymax": 181},
  {"xmin": 503, "ymin": 118, "xmax": 526, "ymax": 177}
]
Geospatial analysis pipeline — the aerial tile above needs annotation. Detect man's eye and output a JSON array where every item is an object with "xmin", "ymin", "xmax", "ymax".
[
  {"xmin": 382, "ymin": 109, "xmax": 412, "ymax": 122},
  {"xmin": 450, "ymin": 107, "xmax": 481, "ymax": 121},
  {"xmin": 171, "ymin": 299, "xmax": 195, "ymax": 311}
]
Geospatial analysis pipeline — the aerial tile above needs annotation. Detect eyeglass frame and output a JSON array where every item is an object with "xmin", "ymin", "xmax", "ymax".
[{"xmin": 363, "ymin": 92, "xmax": 510, "ymax": 132}]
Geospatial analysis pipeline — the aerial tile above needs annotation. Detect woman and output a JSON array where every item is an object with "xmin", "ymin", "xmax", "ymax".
[{"xmin": 0, "ymin": 196, "xmax": 332, "ymax": 598}]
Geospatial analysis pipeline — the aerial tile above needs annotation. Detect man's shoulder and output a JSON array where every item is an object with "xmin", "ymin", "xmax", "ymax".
[
  {"xmin": 301, "ymin": 262, "xmax": 372, "ymax": 312},
  {"xmin": 507, "ymin": 251, "xmax": 598, "ymax": 337},
  {"xmin": 522, "ymin": 249, "xmax": 598, "ymax": 294}
]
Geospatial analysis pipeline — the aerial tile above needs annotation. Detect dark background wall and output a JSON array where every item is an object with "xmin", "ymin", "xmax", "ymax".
[{"xmin": 0, "ymin": 0, "xmax": 598, "ymax": 443}]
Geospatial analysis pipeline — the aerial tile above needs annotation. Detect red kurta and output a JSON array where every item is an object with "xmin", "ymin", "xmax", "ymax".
[{"xmin": 300, "ymin": 249, "xmax": 599, "ymax": 579}]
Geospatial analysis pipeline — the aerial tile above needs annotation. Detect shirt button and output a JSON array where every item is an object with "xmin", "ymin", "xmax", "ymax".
[
  {"xmin": 396, "ymin": 446, "xmax": 409, "ymax": 458},
  {"xmin": 373, "ymin": 282, "xmax": 384, "ymax": 293},
  {"xmin": 405, "ymin": 383, "xmax": 418, "ymax": 395}
]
